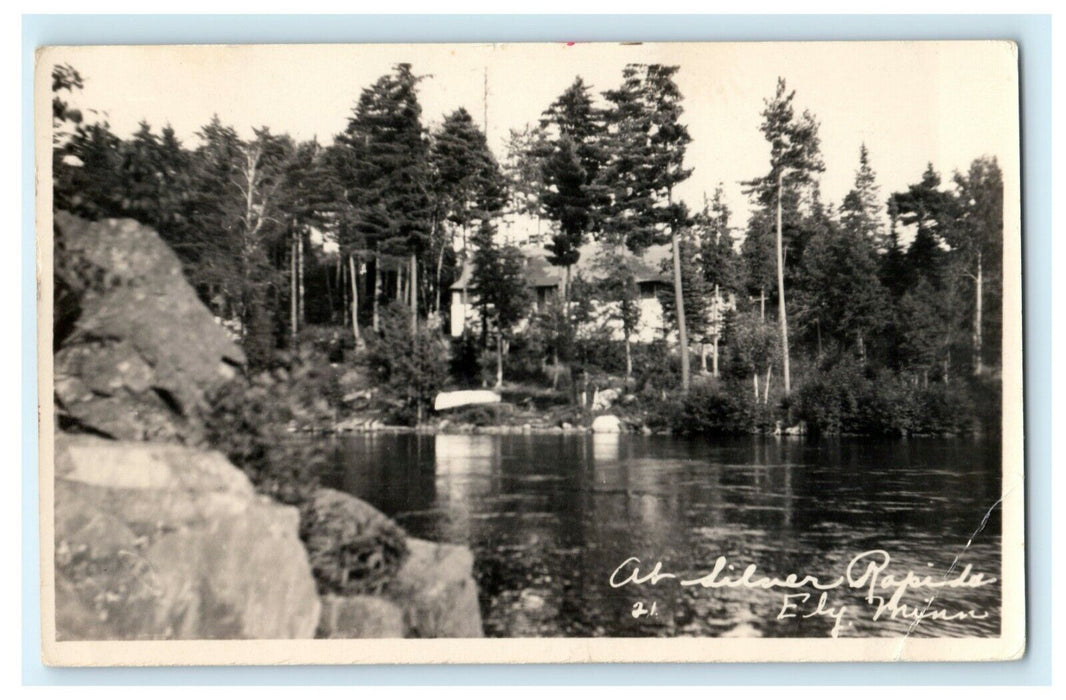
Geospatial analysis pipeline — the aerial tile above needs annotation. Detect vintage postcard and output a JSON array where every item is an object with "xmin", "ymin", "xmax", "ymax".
[{"xmin": 36, "ymin": 40, "xmax": 1024, "ymax": 665}]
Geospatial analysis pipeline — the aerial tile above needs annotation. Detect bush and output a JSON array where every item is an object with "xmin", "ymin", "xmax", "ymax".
[
  {"xmin": 795, "ymin": 357, "xmax": 990, "ymax": 437},
  {"xmin": 643, "ymin": 383, "xmax": 761, "ymax": 436},
  {"xmin": 365, "ymin": 302, "xmax": 449, "ymax": 425},
  {"xmin": 204, "ymin": 362, "xmax": 336, "ymax": 508},
  {"xmin": 203, "ymin": 350, "xmax": 410, "ymax": 597},
  {"xmin": 910, "ymin": 383, "xmax": 976, "ymax": 435}
]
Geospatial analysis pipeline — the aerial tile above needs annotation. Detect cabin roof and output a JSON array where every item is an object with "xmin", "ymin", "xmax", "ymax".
[{"xmin": 450, "ymin": 241, "xmax": 671, "ymax": 291}]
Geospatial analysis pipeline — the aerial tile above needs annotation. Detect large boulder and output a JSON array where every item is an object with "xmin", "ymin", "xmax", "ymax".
[
  {"xmin": 591, "ymin": 414, "xmax": 623, "ymax": 434},
  {"xmin": 385, "ymin": 538, "xmax": 483, "ymax": 638},
  {"xmin": 316, "ymin": 594, "xmax": 405, "ymax": 639},
  {"xmin": 53, "ymin": 212, "xmax": 244, "ymax": 445},
  {"xmin": 54, "ymin": 434, "xmax": 320, "ymax": 640}
]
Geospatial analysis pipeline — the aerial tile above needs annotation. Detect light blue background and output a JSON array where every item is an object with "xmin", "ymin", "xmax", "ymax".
[{"xmin": 22, "ymin": 13, "xmax": 1051, "ymax": 686}]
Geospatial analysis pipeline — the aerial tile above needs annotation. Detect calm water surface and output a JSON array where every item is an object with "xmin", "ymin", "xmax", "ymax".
[{"xmin": 322, "ymin": 434, "xmax": 1002, "ymax": 638}]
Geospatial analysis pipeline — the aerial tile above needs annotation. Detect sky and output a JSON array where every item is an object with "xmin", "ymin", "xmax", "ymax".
[{"xmin": 43, "ymin": 41, "xmax": 1019, "ymax": 233}]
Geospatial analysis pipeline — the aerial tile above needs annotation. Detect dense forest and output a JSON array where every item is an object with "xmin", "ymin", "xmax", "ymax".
[{"xmin": 51, "ymin": 62, "xmax": 1005, "ymax": 437}]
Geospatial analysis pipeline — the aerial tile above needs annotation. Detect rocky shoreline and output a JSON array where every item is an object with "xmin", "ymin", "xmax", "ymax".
[{"xmin": 52, "ymin": 214, "xmax": 484, "ymax": 640}]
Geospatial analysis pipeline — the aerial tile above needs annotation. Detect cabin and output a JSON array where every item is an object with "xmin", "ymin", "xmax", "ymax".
[{"xmin": 448, "ymin": 242, "xmax": 673, "ymax": 343}]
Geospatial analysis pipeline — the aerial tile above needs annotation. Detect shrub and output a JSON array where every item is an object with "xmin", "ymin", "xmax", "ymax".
[
  {"xmin": 365, "ymin": 302, "xmax": 449, "ymax": 425},
  {"xmin": 910, "ymin": 383, "xmax": 976, "ymax": 435},
  {"xmin": 796, "ymin": 357, "xmax": 988, "ymax": 437},
  {"xmin": 204, "ymin": 363, "xmax": 335, "ymax": 508},
  {"xmin": 203, "ymin": 351, "xmax": 410, "ymax": 597},
  {"xmin": 642, "ymin": 384, "xmax": 760, "ymax": 436},
  {"xmin": 675, "ymin": 385, "xmax": 759, "ymax": 436}
]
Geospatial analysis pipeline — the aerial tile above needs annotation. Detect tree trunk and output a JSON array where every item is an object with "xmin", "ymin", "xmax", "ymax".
[
  {"xmin": 372, "ymin": 256, "xmax": 381, "ymax": 332},
  {"xmin": 974, "ymin": 251, "xmax": 983, "ymax": 376},
  {"xmin": 775, "ymin": 170, "xmax": 792, "ymax": 397},
  {"xmin": 625, "ymin": 336, "xmax": 633, "ymax": 384},
  {"xmin": 700, "ymin": 343, "xmax": 708, "ymax": 373},
  {"xmin": 435, "ymin": 234, "xmax": 447, "ymax": 315},
  {"xmin": 712, "ymin": 335, "xmax": 719, "ymax": 378},
  {"xmin": 764, "ymin": 364, "xmax": 772, "ymax": 405},
  {"xmin": 410, "ymin": 252, "xmax": 418, "ymax": 338},
  {"xmin": 290, "ymin": 236, "xmax": 298, "ymax": 347},
  {"xmin": 297, "ymin": 235, "xmax": 305, "ymax": 329},
  {"xmin": 349, "ymin": 254, "xmax": 362, "ymax": 349},
  {"xmin": 753, "ymin": 372, "xmax": 759, "ymax": 401},
  {"xmin": 495, "ymin": 335, "xmax": 504, "ymax": 389},
  {"xmin": 760, "ymin": 289, "xmax": 765, "ymax": 322},
  {"xmin": 671, "ymin": 226, "xmax": 690, "ymax": 394}
]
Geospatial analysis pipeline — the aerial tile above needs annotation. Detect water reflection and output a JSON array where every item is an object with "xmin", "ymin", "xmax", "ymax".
[{"xmin": 324, "ymin": 434, "xmax": 1002, "ymax": 639}]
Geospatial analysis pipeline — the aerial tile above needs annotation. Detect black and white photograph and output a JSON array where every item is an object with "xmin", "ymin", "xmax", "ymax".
[{"xmin": 36, "ymin": 40, "xmax": 1024, "ymax": 665}]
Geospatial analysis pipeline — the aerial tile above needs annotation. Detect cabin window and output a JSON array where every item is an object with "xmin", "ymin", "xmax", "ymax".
[
  {"xmin": 639, "ymin": 282, "xmax": 658, "ymax": 300},
  {"xmin": 536, "ymin": 286, "xmax": 556, "ymax": 311}
]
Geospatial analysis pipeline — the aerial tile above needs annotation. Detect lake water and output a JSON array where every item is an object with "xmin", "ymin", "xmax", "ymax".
[{"xmin": 323, "ymin": 433, "xmax": 1002, "ymax": 639}]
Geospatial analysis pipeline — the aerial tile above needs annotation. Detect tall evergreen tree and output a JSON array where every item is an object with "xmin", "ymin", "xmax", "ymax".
[
  {"xmin": 601, "ymin": 64, "xmax": 693, "ymax": 391},
  {"xmin": 429, "ymin": 108, "xmax": 507, "ymax": 311},
  {"xmin": 335, "ymin": 64, "xmax": 433, "ymax": 338},
  {"xmin": 539, "ymin": 77, "xmax": 608, "ymax": 298},
  {"xmin": 470, "ymin": 220, "xmax": 532, "ymax": 388},
  {"xmin": 950, "ymin": 156, "xmax": 1003, "ymax": 376},
  {"xmin": 697, "ymin": 187, "xmax": 738, "ymax": 376},
  {"xmin": 839, "ymin": 143, "xmax": 885, "ymax": 248},
  {"xmin": 743, "ymin": 77, "xmax": 825, "ymax": 399}
]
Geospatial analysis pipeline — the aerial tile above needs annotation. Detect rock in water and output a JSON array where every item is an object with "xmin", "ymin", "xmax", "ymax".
[
  {"xmin": 385, "ymin": 538, "xmax": 483, "ymax": 638},
  {"xmin": 54, "ymin": 435, "xmax": 320, "ymax": 640},
  {"xmin": 591, "ymin": 414, "xmax": 623, "ymax": 433},
  {"xmin": 53, "ymin": 212, "xmax": 245, "ymax": 445}
]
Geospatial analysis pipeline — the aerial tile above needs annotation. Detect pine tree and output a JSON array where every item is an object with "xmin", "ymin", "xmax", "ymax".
[
  {"xmin": 470, "ymin": 220, "xmax": 532, "ymax": 388},
  {"xmin": 742, "ymin": 77, "xmax": 825, "ymax": 399},
  {"xmin": 539, "ymin": 77, "xmax": 608, "ymax": 300},
  {"xmin": 501, "ymin": 123, "xmax": 549, "ymax": 227},
  {"xmin": 601, "ymin": 64, "xmax": 693, "ymax": 392},
  {"xmin": 429, "ymin": 108, "xmax": 507, "ymax": 310},
  {"xmin": 950, "ymin": 157, "xmax": 1003, "ymax": 376},
  {"xmin": 798, "ymin": 207, "xmax": 886, "ymax": 361},
  {"xmin": 839, "ymin": 143, "xmax": 885, "ymax": 248},
  {"xmin": 335, "ymin": 64, "xmax": 433, "ymax": 338},
  {"xmin": 697, "ymin": 187, "xmax": 738, "ymax": 376}
]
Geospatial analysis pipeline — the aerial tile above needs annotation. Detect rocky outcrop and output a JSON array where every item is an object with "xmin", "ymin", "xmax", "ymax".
[
  {"xmin": 54, "ymin": 434, "xmax": 320, "ymax": 640},
  {"xmin": 50, "ymin": 212, "xmax": 485, "ymax": 641},
  {"xmin": 316, "ymin": 595, "xmax": 406, "ymax": 639},
  {"xmin": 53, "ymin": 212, "xmax": 244, "ymax": 445}
]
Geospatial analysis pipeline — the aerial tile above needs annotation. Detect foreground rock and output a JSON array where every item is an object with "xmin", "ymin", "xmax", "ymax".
[
  {"xmin": 385, "ymin": 538, "xmax": 483, "ymax": 638},
  {"xmin": 53, "ymin": 212, "xmax": 244, "ymax": 444},
  {"xmin": 317, "ymin": 594, "xmax": 405, "ymax": 639},
  {"xmin": 54, "ymin": 435, "xmax": 320, "ymax": 640}
]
